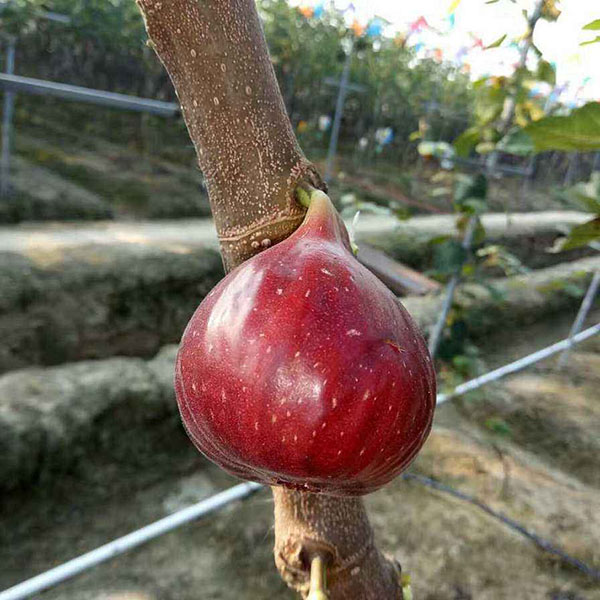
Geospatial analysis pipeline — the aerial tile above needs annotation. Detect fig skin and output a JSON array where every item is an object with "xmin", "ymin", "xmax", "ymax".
[{"xmin": 175, "ymin": 191, "xmax": 436, "ymax": 496}]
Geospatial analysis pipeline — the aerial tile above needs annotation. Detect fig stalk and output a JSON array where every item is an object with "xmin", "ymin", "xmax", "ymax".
[
  {"xmin": 273, "ymin": 487, "xmax": 402, "ymax": 599},
  {"xmin": 307, "ymin": 554, "xmax": 329, "ymax": 600}
]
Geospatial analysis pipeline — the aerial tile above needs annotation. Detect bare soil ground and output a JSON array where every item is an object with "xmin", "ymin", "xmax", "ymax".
[{"xmin": 1, "ymin": 312, "xmax": 599, "ymax": 599}]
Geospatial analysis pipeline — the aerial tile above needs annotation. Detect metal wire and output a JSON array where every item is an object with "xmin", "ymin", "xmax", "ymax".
[
  {"xmin": 0, "ymin": 74, "xmax": 179, "ymax": 116},
  {"xmin": 0, "ymin": 38, "xmax": 15, "ymax": 197}
]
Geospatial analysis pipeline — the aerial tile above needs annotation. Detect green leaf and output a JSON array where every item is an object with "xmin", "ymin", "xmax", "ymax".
[
  {"xmin": 418, "ymin": 141, "xmax": 455, "ymax": 159},
  {"xmin": 583, "ymin": 19, "xmax": 600, "ymax": 31},
  {"xmin": 474, "ymin": 88, "xmax": 506, "ymax": 126},
  {"xmin": 536, "ymin": 60, "xmax": 556, "ymax": 86},
  {"xmin": 500, "ymin": 102, "xmax": 600, "ymax": 154},
  {"xmin": 563, "ymin": 282, "xmax": 585, "ymax": 298},
  {"xmin": 428, "ymin": 234, "xmax": 453, "ymax": 246},
  {"xmin": 454, "ymin": 127, "xmax": 481, "ymax": 157},
  {"xmin": 433, "ymin": 239, "xmax": 467, "ymax": 274},
  {"xmin": 473, "ymin": 219, "xmax": 487, "ymax": 245},
  {"xmin": 455, "ymin": 173, "xmax": 488, "ymax": 203},
  {"xmin": 452, "ymin": 354, "xmax": 477, "ymax": 372},
  {"xmin": 475, "ymin": 141, "xmax": 496, "ymax": 154},
  {"xmin": 430, "ymin": 186, "xmax": 451, "ymax": 198},
  {"xmin": 581, "ymin": 36, "xmax": 600, "ymax": 47},
  {"xmin": 461, "ymin": 198, "xmax": 488, "ymax": 214},
  {"xmin": 530, "ymin": 41, "xmax": 543, "ymax": 58},
  {"xmin": 393, "ymin": 206, "xmax": 412, "ymax": 221},
  {"xmin": 564, "ymin": 172, "xmax": 600, "ymax": 213},
  {"xmin": 485, "ymin": 417, "xmax": 512, "ymax": 437},
  {"xmin": 571, "ymin": 193, "xmax": 600, "ymax": 213},
  {"xmin": 497, "ymin": 128, "xmax": 535, "ymax": 155},
  {"xmin": 554, "ymin": 218, "xmax": 600, "ymax": 251},
  {"xmin": 485, "ymin": 34, "xmax": 507, "ymax": 50},
  {"xmin": 477, "ymin": 244, "xmax": 528, "ymax": 276},
  {"xmin": 462, "ymin": 263, "xmax": 475, "ymax": 277},
  {"xmin": 476, "ymin": 281, "xmax": 507, "ymax": 302}
]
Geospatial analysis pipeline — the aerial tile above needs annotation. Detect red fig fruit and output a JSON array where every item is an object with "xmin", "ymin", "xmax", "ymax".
[{"xmin": 175, "ymin": 189, "xmax": 435, "ymax": 496}]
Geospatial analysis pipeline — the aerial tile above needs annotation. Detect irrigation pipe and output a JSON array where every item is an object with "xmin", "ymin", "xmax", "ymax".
[
  {"xmin": 428, "ymin": 214, "xmax": 478, "ymax": 357},
  {"xmin": 558, "ymin": 271, "xmax": 600, "ymax": 367},
  {"xmin": 0, "ymin": 482, "xmax": 261, "ymax": 600},
  {"xmin": 436, "ymin": 322, "xmax": 600, "ymax": 404},
  {"xmin": 402, "ymin": 473, "xmax": 600, "ymax": 581},
  {"xmin": 2, "ymin": 323, "xmax": 599, "ymax": 599}
]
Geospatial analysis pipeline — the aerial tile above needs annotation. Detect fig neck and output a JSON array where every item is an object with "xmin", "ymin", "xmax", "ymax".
[{"xmin": 295, "ymin": 187, "xmax": 352, "ymax": 252}]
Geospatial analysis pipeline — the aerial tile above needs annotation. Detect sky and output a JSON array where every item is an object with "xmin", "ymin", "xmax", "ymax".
[{"xmin": 288, "ymin": 0, "xmax": 600, "ymax": 104}]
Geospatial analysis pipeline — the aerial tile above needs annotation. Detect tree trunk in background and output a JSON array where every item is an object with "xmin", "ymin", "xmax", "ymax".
[{"xmin": 135, "ymin": 0, "xmax": 402, "ymax": 598}]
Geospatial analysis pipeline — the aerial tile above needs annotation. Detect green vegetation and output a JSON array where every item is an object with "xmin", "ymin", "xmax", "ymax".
[{"xmin": 2, "ymin": 0, "xmax": 471, "ymax": 161}]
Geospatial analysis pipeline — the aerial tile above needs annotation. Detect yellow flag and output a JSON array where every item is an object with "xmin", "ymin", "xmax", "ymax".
[{"xmin": 448, "ymin": 0, "xmax": 462, "ymax": 14}]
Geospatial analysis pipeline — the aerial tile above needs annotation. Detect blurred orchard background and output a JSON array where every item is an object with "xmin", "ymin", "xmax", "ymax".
[
  {"xmin": 1, "ymin": 1, "xmax": 600, "ymax": 599},
  {"xmin": 1, "ymin": 0, "xmax": 599, "ymax": 222}
]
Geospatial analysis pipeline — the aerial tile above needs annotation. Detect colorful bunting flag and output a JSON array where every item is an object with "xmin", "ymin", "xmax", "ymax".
[
  {"xmin": 375, "ymin": 127, "xmax": 394, "ymax": 147},
  {"xmin": 318, "ymin": 115, "xmax": 331, "ymax": 132},
  {"xmin": 455, "ymin": 46, "xmax": 469, "ymax": 63},
  {"xmin": 470, "ymin": 35, "xmax": 484, "ymax": 49},
  {"xmin": 366, "ymin": 18, "xmax": 384, "ymax": 37},
  {"xmin": 351, "ymin": 18, "xmax": 366, "ymax": 37},
  {"xmin": 410, "ymin": 16, "xmax": 429, "ymax": 33},
  {"xmin": 298, "ymin": 5, "xmax": 314, "ymax": 18},
  {"xmin": 448, "ymin": 0, "xmax": 462, "ymax": 13}
]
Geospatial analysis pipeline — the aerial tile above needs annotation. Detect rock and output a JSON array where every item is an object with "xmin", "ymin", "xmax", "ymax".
[
  {"xmin": 0, "ymin": 346, "xmax": 178, "ymax": 491},
  {"xmin": 0, "ymin": 244, "xmax": 223, "ymax": 373}
]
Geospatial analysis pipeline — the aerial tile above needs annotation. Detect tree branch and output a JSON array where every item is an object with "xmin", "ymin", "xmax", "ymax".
[
  {"xmin": 273, "ymin": 487, "xmax": 401, "ymax": 599},
  {"xmin": 136, "ymin": 1, "xmax": 401, "ymax": 597},
  {"xmin": 136, "ymin": 0, "xmax": 324, "ymax": 270}
]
